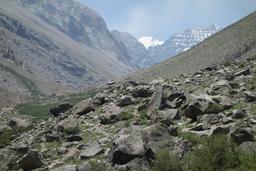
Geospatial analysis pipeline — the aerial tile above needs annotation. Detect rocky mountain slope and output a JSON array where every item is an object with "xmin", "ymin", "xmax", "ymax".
[
  {"xmin": 0, "ymin": 0, "xmax": 136, "ymax": 106},
  {"xmin": 111, "ymin": 30, "xmax": 152, "ymax": 68},
  {"xmin": 147, "ymin": 24, "xmax": 220, "ymax": 65},
  {"xmin": 112, "ymin": 25, "xmax": 219, "ymax": 68},
  {"xmin": 0, "ymin": 51, "xmax": 256, "ymax": 171},
  {"xmin": 130, "ymin": 11, "xmax": 256, "ymax": 82}
]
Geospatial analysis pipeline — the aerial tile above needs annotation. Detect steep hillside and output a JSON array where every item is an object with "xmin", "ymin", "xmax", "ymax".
[
  {"xmin": 111, "ymin": 30, "xmax": 152, "ymax": 68},
  {"xmin": 0, "ymin": 0, "xmax": 136, "ymax": 106},
  {"xmin": 130, "ymin": 11, "xmax": 256, "ymax": 82}
]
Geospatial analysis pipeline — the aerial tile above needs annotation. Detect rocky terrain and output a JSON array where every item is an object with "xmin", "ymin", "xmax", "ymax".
[
  {"xmin": 0, "ymin": 53, "xmax": 256, "ymax": 170},
  {"xmin": 0, "ymin": 0, "xmax": 136, "ymax": 106},
  {"xmin": 112, "ymin": 25, "xmax": 219, "ymax": 68}
]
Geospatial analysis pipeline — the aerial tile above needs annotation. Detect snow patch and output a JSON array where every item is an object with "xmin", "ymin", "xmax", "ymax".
[{"xmin": 138, "ymin": 36, "xmax": 164, "ymax": 49}]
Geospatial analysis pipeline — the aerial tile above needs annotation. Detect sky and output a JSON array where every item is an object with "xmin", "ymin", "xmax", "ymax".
[{"xmin": 79, "ymin": 0, "xmax": 256, "ymax": 41}]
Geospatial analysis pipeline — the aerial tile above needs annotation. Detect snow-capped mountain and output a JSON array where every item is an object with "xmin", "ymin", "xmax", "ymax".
[
  {"xmin": 147, "ymin": 24, "xmax": 221, "ymax": 65},
  {"xmin": 112, "ymin": 24, "xmax": 220, "ymax": 68}
]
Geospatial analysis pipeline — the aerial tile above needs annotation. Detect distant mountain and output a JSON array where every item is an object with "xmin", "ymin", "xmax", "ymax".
[
  {"xmin": 111, "ymin": 30, "xmax": 153, "ymax": 68},
  {"xmin": 148, "ymin": 24, "xmax": 220, "ymax": 64},
  {"xmin": 130, "ymin": 11, "xmax": 256, "ymax": 82},
  {"xmin": 0, "ymin": 0, "xmax": 136, "ymax": 106},
  {"xmin": 112, "ymin": 25, "xmax": 220, "ymax": 68}
]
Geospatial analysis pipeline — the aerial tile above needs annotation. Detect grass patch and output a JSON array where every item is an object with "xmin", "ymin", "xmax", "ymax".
[
  {"xmin": 15, "ymin": 102, "xmax": 58, "ymax": 120},
  {"xmin": 89, "ymin": 160, "xmax": 106, "ymax": 171},
  {"xmin": 205, "ymin": 103, "xmax": 225, "ymax": 114},
  {"xmin": 15, "ymin": 88, "xmax": 102, "ymax": 120},
  {"xmin": 0, "ymin": 126, "xmax": 33, "ymax": 146},
  {"xmin": 151, "ymin": 149, "xmax": 182, "ymax": 171},
  {"xmin": 179, "ymin": 131, "xmax": 201, "ymax": 145}
]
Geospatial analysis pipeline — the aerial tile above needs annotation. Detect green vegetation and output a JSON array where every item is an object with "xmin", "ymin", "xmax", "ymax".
[
  {"xmin": 89, "ymin": 160, "xmax": 106, "ymax": 171},
  {"xmin": 15, "ymin": 88, "xmax": 102, "ymax": 120},
  {"xmin": 64, "ymin": 125, "xmax": 80, "ymax": 135},
  {"xmin": 15, "ymin": 102, "xmax": 58, "ymax": 120},
  {"xmin": 205, "ymin": 103, "xmax": 225, "ymax": 114},
  {"xmin": 150, "ymin": 135, "xmax": 256, "ymax": 171},
  {"xmin": 179, "ymin": 131, "xmax": 201, "ymax": 145},
  {"xmin": 151, "ymin": 149, "xmax": 182, "ymax": 171},
  {"xmin": 0, "ymin": 63, "xmax": 41, "ymax": 96},
  {"xmin": 118, "ymin": 107, "xmax": 134, "ymax": 121},
  {"xmin": 0, "ymin": 126, "xmax": 32, "ymax": 146}
]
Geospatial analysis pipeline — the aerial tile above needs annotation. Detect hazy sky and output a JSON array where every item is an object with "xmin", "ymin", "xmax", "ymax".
[{"xmin": 79, "ymin": 0, "xmax": 256, "ymax": 40}]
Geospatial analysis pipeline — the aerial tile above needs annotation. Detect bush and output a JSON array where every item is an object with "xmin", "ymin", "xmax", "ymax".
[
  {"xmin": 151, "ymin": 149, "xmax": 182, "ymax": 171},
  {"xmin": 64, "ymin": 125, "xmax": 80, "ymax": 135},
  {"xmin": 184, "ymin": 135, "xmax": 239, "ymax": 171}
]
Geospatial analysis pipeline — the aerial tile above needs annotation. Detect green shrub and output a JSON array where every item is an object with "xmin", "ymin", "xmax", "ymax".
[
  {"xmin": 184, "ymin": 135, "xmax": 239, "ymax": 171},
  {"xmin": 151, "ymin": 149, "xmax": 182, "ymax": 171},
  {"xmin": 205, "ymin": 103, "xmax": 225, "ymax": 114},
  {"xmin": 89, "ymin": 160, "xmax": 106, "ymax": 171},
  {"xmin": 64, "ymin": 125, "xmax": 80, "ymax": 135},
  {"xmin": 0, "ymin": 126, "xmax": 33, "ymax": 146}
]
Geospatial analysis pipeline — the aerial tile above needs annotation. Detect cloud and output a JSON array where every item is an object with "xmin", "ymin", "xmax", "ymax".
[{"xmin": 138, "ymin": 36, "xmax": 164, "ymax": 49}]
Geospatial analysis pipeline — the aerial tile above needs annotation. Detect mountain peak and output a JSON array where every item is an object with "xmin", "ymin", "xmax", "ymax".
[{"xmin": 138, "ymin": 36, "xmax": 164, "ymax": 49}]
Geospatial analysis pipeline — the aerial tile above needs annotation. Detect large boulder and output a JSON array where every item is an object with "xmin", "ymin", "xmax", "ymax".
[
  {"xmin": 80, "ymin": 142, "xmax": 103, "ymax": 159},
  {"xmin": 109, "ymin": 123, "xmax": 174, "ymax": 166},
  {"xmin": 116, "ymin": 96, "xmax": 133, "ymax": 107},
  {"xmin": 110, "ymin": 132, "xmax": 153, "ymax": 166},
  {"xmin": 156, "ymin": 109, "xmax": 180, "ymax": 126},
  {"xmin": 131, "ymin": 85, "xmax": 153, "ymax": 98},
  {"xmin": 49, "ymin": 103, "xmax": 73, "ymax": 117},
  {"xmin": 93, "ymin": 93, "xmax": 106, "ymax": 106},
  {"xmin": 230, "ymin": 127, "xmax": 253, "ymax": 144},
  {"xmin": 183, "ymin": 94, "xmax": 225, "ymax": 121},
  {"xmin": 73, "ymin": 100, "xmax": 95, "ymax": 115},
  {"xmin": 17, "ymin": 150, "xmax": 44, "ymax": 170}
]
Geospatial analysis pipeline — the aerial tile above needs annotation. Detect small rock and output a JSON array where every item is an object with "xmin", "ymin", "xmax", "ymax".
[
  {"xmin": 230, "ymin": 127, "xmax": 253, "ymax": 144},
  {"xmin": 231, "ymin": 110, "xmax": 246, "ymax": 119},
  {"xmin": 51, "ymin": 165, "xmax": 77, "ymax": 171},
  {"xmin": 66, "ymin": 135, "xmax": 83, "ymax": 142},
  {"xmin": 77, "ymin": 161, "xmax": 91, "ymax": 171},
  {"xmin": 80, "ymin": 142, "xmax": 103, "ymax": 159},
  {"xmin": 244, "ymin": 91, "xmax": 256, "ymax": 102},
  {"xmin": 45, "ymin": 134, "xmax": 59, "ymax": 142},
  {"xmin": 234, "ymin": 68, "xmax": 251, "ymax": 77}
]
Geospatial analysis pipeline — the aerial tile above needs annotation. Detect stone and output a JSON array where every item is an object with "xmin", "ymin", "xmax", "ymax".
[
  {"xmin": 234, "ymin": 68, "xmax": 251, "ymax": 77},
  {"xmin": 230, "ymin": 127, "xmax": 253, "ymax": 144},
  {"xmin": 51, "ymin": 165, "xmax": 77, "ymax": 171},
  {"xmin": 107, "ymin": 80, "xmax": 116, "ymax": 85},
  {"xmin": 117, "ymin": 96, "xmax": 133, "ymax": 107},
  {"xmin": 131, "ymin": 85, "xmax": 153, "ymax": 98},
  {"xmin": 157, "ymin": 109, "xmax": 180, "ymax": 126},
  {"xmin": 77, "ymin": 161, "xmax": 91, "ymax": 171},
  {"xmin": 73, "ymin": 100, "xmax": 95, "ymax": 115},
  {"xmin": 190, "ymin": 124, "xmax": 204, "ymax": 131},
  {"xmin": 66, "ymin": 135, "xmax": 83, "ymax": 142},
  {"xmin": 244, "ymin": 91, "xmax": 256, "ymax": 102},
  {"xmin": 17, "ymin": 150, "xmax": 44, "ymax": 170},
  {"xmin": 80, "ymin": 142, "xmax": 103, "ymax": 159},
  {"xmin": 93, "ymin": 93, "xmax": 106, "ymax": 106},
  {"xmin": 110, "ymin": 132, "xmax": 152, "ymax": 165},
  {"xmin": 12, "ymin": 143, "xmax": 29, "ymax": 153},
  {"xmin": 231, "ymin": 110, "xmax": 246, "ymax": 119},
  {"xmin": 45, "ymin": 134, "xmax": 59, "ymax": 142},
  {"xmin": 49, "ymin": 103, "xmax": 73, "ymax": 117}
]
